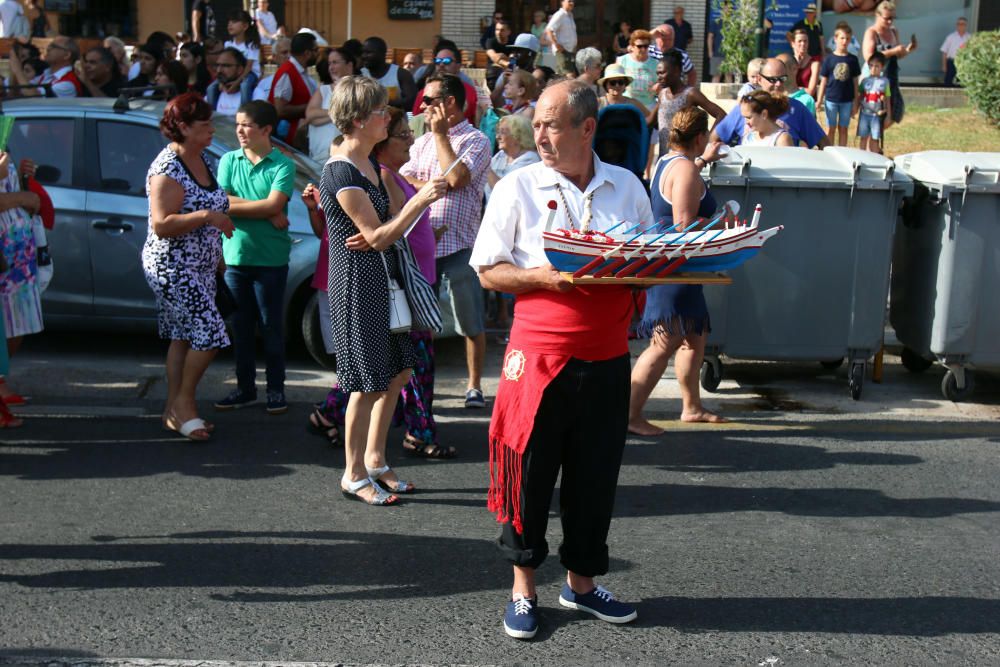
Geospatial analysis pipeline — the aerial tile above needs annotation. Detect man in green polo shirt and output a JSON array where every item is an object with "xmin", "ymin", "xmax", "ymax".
[{"xmin": 214, "ymin": 100, "xmax": 296, "ymax": 414}]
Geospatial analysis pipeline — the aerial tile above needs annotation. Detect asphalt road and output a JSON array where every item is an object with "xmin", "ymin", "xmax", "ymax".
[{"xmin": 1, "ymin": 331, "xmax": 999, "ymax": 665}]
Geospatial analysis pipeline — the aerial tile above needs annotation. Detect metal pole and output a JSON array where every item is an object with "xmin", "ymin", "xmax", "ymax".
[{"xmin": 757, "ymin": 0, "xmax": 767, "ymax": 58}]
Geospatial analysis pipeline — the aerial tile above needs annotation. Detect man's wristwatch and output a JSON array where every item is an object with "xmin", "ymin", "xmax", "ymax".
[{"xmin": 694, "ymin": 156, "xmax": 707, "ymax": 168}]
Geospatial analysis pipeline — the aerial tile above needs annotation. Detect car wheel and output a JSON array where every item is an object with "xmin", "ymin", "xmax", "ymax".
[{"xmin": 301, "ymin": 291, "xmax": 337, "ymax": 370}]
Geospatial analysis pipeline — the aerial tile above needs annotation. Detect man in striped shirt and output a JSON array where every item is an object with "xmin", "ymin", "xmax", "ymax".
[{"xmin": 649, "ymin": 24, "xmax": 697, "ymax": 87}]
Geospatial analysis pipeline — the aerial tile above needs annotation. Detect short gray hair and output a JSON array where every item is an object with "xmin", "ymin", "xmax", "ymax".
[
  {"xmin": 575, "ymin": 47, "xmax": 602, "ymax": 73},
  {"xmin": 329, "ymin": 75, "xmax": 388, "ymax": 135},
  {"xmin": 547, "ymin": 79, "xmax": 598, "ymax": 127}
]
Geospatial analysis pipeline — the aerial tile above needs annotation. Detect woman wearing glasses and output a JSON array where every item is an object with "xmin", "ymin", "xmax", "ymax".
[
  {"xmin": 614, "ymin": 29, "xmax": 657, "ymax": 108},
  {"xmin": 862, "ymin": 0, "xmax": 915, "ymax": 126},
  {"xmin": 597, "ymin": 63, "xmax": 649, "ymax": 117},
  {"xmin": 319, "ymin": 77, "xmax": 447, "ymax": 505},
  {"xmin": 305, "ymin": 46, "xmax": 358, "ymax": 163},
  {"xmin": 308, "ymin": 106, "xmax": 458, "ymax": 460}
]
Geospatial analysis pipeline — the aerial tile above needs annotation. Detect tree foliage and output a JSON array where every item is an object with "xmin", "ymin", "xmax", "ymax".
[
  {"xmin": 713, "ymin": 0, "xmax": 771, "ymax": 82},
  {"xmin": 955, "ymin": 30, "xmax": 1000, "ymax": 127}
]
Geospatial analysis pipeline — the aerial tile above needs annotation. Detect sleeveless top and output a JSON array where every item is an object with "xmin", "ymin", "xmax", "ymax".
[
  {"xmin": 365, "ymin": 64, "xmax": 403, "ymax": 105},
  {"xmin": 744, "ymin": 128, "xmax": 789, "ymax": 146},
  {"xmin": 650, "ymin": 154, "xmax": 717, "ymax": 228},
  {"xmin": 657, "ymin": 86, "xmax": 694, "ymax": 155},
  {"xmin": 308, "ymin": 84, "xmax": 341, "ymax": 163}
]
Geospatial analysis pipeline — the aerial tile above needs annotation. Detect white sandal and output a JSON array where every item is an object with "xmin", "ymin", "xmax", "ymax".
[
  {"xmin": 178, "ymin": 418, "xmax": 210, "ymax": 442},
  {"xmin": 366, "ymin": 464, "xmax": 416, "ymax": 494},
  {"xmin": 341, "ymin": 476, "xmax": 399, "ymax": 506}
]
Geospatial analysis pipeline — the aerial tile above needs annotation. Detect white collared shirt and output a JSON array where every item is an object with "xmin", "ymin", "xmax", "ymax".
[
  {"xmin": 471, "ymin": 153, "xmax": 653, "ymax": 271},
  {"xmin": 940, "ymin": 31, "xmax": 970, "ymax": 59}
]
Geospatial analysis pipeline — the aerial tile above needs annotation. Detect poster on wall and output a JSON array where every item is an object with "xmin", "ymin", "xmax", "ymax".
[{"xmin": 767, "ymin": 0, "xmax": 975, "ymax": 83}]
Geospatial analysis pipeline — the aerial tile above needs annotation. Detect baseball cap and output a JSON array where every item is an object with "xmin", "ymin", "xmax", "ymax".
[
  {"xmin": 511, "ymin": 33, "xmax": 540, "ymax": 53},
  {"xmin": 805, "ymin": 3, "xmax": 818, "ymax": 12}
]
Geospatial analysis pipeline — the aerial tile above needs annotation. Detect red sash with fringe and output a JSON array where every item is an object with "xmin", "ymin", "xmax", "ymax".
[{"xmin": 488, "ymin": 285, "xmax": 634, "ymax": 534}]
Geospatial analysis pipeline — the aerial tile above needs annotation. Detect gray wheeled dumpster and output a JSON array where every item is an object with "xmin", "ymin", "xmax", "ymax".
[
  {"xmin": 890, "ymin": 151, "xmax": 1000, "ymax": 401},
  {"xmin": 700, "ymin": 146, "xmax": 913, "ymax": 400}
]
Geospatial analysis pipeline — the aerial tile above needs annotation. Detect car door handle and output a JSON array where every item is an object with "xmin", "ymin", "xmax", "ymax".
[{"xmin": 92, "ymin": 217, "xmax": 134, "ymax": 232}]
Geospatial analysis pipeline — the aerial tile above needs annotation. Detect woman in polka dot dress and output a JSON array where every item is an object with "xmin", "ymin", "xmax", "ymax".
[{"xmin": 319, "ymin": 76, "xmax": 446, "ymax": 506}]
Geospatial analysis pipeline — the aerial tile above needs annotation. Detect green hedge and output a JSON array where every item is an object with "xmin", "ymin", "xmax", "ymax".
[{"xmin": 954, "ymin": 30, "xmax": 1000, "ymax": 127}]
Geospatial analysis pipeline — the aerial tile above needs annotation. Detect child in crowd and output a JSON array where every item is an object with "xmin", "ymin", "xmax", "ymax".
[
  {"xmin": 817, "ymin": 24, "xmax": 861, "ymax": 147},
  {"xmin": 224, "ymin": 9, "xmax": 261, "ymax": 98},
  {"xmin": 856, "ymin": 51, "xmax": 891, "ymax": 153}
]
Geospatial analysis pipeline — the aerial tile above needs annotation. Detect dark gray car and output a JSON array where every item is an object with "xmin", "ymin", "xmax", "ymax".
[{"xmin": 4, "ymin": 97, "xmax": 336, "ymax": 367}]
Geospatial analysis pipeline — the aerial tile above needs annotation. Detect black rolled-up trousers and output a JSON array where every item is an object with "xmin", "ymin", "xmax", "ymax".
[{"xmin": 497, "ymin": 353, "xmax": 630, "ymax": 576}]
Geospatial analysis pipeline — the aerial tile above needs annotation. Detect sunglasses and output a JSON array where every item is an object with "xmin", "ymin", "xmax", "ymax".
[
  {"xmin": 761, "ymin": 74, "xmax": 787, "ymax": 83},
  {"xmin": 434, "ymin": 57, "xmax": 454, "ymax": 65},
  {"xmin": 391, "ymin": 130, "xmax": 414, "ymax": 139},
  {"xmin": 633, "ymin": 43, "xmax": 650, "ymax": 49},
  {"xmin": 422, "ymin": 94, "xmax": 445, "ymax": 104},
  {"xmin": 606, "ymin": 79, "xmax": 628, "ymax": 87}
]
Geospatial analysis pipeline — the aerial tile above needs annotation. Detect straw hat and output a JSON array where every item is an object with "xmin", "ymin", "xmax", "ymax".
[{"xmin": 597, "ymin": 63, "xmax": 633, "ymax": 87}]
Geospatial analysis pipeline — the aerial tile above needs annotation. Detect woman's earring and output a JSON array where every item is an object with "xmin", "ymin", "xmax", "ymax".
[{"xmin": 360, "ymin": 123, "xmax": 366, "ymax": 128}]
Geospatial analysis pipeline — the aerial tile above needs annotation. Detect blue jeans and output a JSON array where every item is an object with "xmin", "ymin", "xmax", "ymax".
[
  {"xmin": 224, "ymin": 264, "xmax": 289, "ymax": 394},
  {"xmin": 824, "ymin": 100, "xmax": 853, "ymax": 128}
]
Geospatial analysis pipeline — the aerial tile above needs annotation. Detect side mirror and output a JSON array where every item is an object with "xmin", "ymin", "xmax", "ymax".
[{"xmin": 34, "ymin": 164, "xmax": 61, "ymax": 184}]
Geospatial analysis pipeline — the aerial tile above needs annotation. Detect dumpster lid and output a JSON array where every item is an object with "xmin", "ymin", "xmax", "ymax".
[
  {"xmin": 709, "ymin": 145, "xmax": 910, "ymax": 190},
  {"xmin": 894, "ymin": 151, "xmax": 1000, "ymax": 193}
]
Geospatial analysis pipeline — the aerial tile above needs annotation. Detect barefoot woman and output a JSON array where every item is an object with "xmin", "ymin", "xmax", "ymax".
[{"xmin": 629, "ymin": 107, "xmax": 726, "ymax": 435}]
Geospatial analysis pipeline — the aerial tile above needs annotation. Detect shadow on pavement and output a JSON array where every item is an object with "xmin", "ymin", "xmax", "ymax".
[
  {"xmin": 614, "ymin": 483, "xmax": 1000, "ymax": 518},
  {"xmin": 639, "ymin": 595, "xmax": 1000, "ymax": 635},
  {"xmin": 624, "ymin": 434, "xmax": 924, "ymax": 473},
  {"xmin": 0, "ymin": 531, "xmax": 635, "ymax": 602}
]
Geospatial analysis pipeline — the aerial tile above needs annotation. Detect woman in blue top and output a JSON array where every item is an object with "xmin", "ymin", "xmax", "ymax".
[{"xmin": 629, "ymin": 107, "xmax": 727, "ymax": 436}]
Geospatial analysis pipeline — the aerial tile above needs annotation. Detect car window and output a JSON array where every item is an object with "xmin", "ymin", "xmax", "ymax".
[
  {"xmin": 97, "ymin": 121, "xmax": 167, "ymax": 194},
  {"xmin": 6, "ymin": 118, "xmax": 75, "ymax": 188}
]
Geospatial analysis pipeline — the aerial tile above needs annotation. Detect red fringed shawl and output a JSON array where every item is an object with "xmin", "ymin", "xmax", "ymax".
[{"xmin": 488, "ymin": 284, "xmax": 635, "ymax": 534}]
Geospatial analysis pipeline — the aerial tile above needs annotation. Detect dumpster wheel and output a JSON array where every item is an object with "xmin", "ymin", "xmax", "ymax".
[
  {"xmin": 820, "ymin": 358, "xmax": 845, "ymax": 370},
  {"xmin": 900, "ymin": 347, "xmax": 933, "ymax": 373},
  {"xmin": 849, "ymin": 361, "xmax": 865, "ymax": 400},
  {"xmin": 941, "ymin": 369, "xmax": 975, "ymax": 402},
  {"xmin": 700, "ymin": 357, "xmax": 723, "ymax": 393}
]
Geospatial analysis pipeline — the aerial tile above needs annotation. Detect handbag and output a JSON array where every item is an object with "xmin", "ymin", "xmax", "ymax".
[
  {"xmin": 393, "ymin": 238, "xmax": 442, "ymax": 333},
  {"xmin": 381, "ymin": 250, "xmax": 412, "ymax": 334},
  {"xmin": 214, "ymin": 276, "xmax": 238, "ymax": 319}
]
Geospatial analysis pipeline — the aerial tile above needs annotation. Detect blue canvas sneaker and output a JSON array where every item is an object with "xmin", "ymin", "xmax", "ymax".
[
  {"xmin": 503, "ymin": 594, "xmax": 538, "ymax": 639},
  {"xmin": 214, "ymin": 388, "xmax": 258, "ymax": 411},
  {"xmin": 266, "ymin": 390, "xmax": 288, "ymax": 415},
  {"xmin": 559, "ymin": 584, "xmax": 637, "ymax": 623}
]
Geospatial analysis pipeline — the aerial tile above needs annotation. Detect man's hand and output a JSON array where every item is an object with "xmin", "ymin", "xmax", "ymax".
[
  {"xmin": 269, "ymin": 212, "xmax": 290, "ymax": 230},
  {"xmin": 426, "ymin": 104, "xmax": 450, "ymax": 135},
  {"xmin": 345, "ymin": 232, "xmax": 373, "ymax": 251},
  {"xmin": 535, "ymin": 264, "xmax": 573, "ymax": 293}
]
